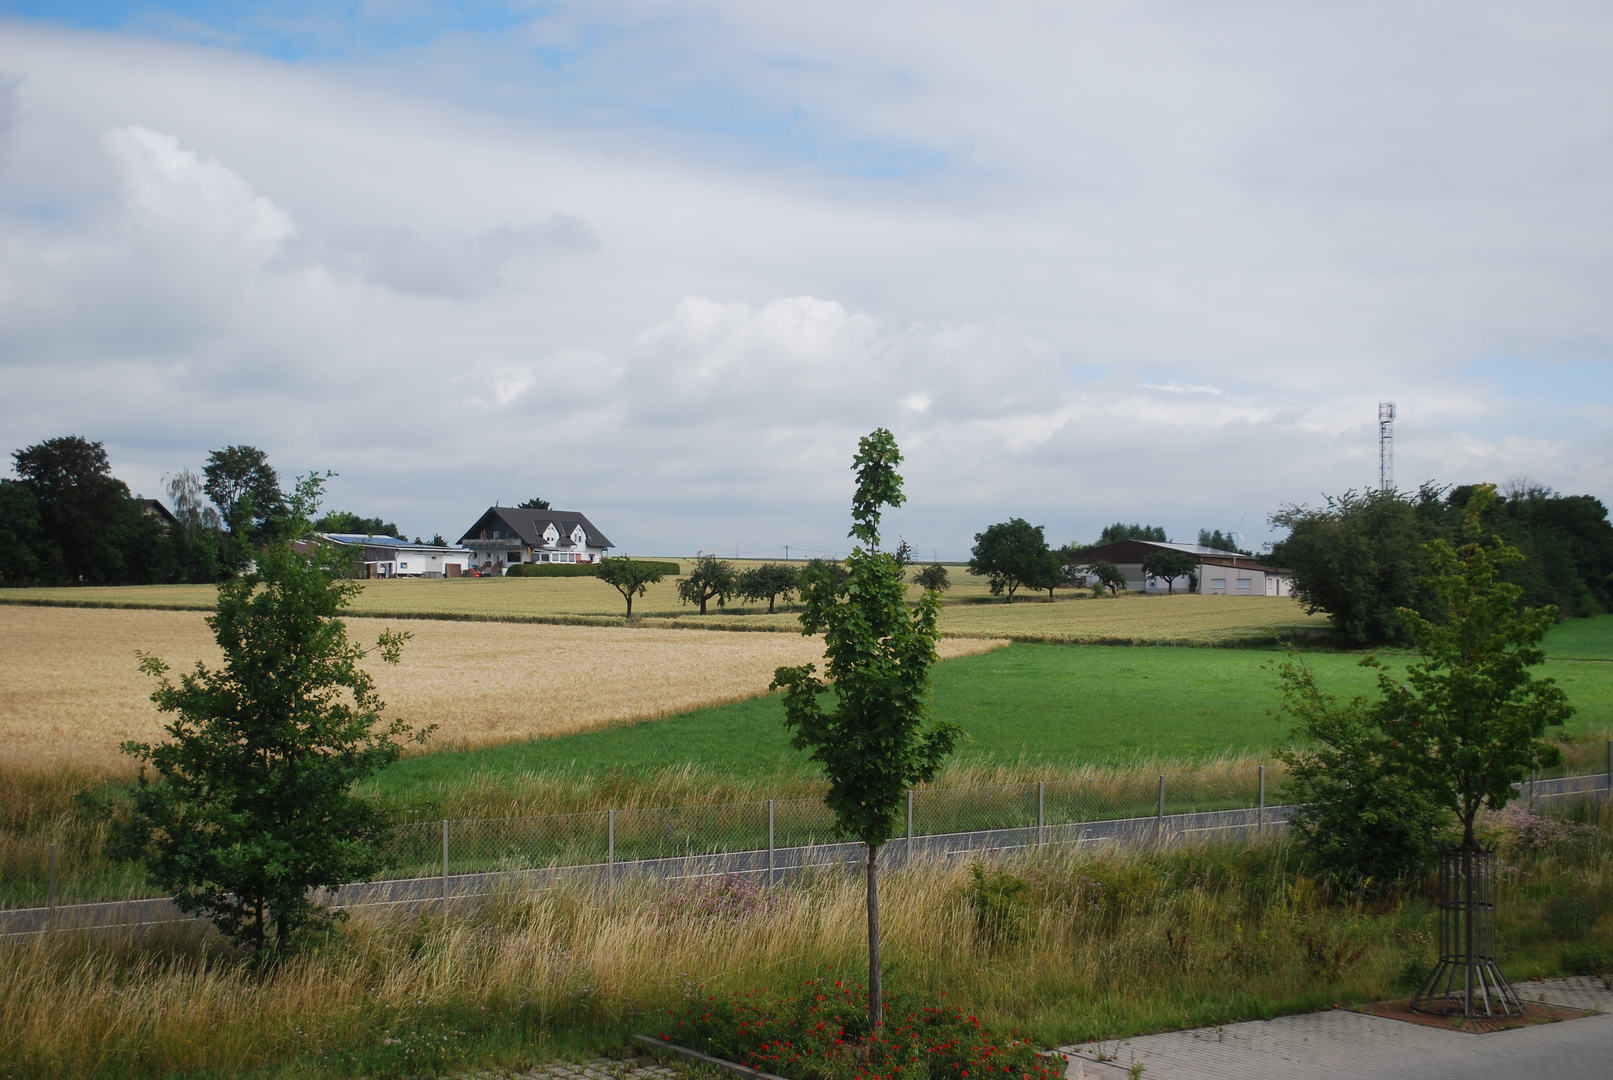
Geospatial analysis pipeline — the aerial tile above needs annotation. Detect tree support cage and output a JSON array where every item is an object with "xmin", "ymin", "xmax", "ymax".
[{"xmin": 1410, "ymin": 843, "xmax": 1523, "ymax": 1018}]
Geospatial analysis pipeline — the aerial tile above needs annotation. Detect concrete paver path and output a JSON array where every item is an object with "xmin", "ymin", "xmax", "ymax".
[{"xmin": 1060, "ymin": 977, "xmax": 1613, "ymax": 1080}]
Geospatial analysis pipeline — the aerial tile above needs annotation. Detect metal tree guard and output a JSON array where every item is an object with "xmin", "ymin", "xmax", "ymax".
[{"xmin": 1410, "ymin": 843, "xmax": 1523, "ymax": 1018}]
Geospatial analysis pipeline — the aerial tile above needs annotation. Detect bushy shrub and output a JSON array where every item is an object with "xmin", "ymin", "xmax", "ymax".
[
  {"xmin": 655, "ymin": 978, "xmax": 1056, "ymax": 1080},
  {"xmin": 1560, "ymin": 944, "xmax": 1613, "ymax": 977}
]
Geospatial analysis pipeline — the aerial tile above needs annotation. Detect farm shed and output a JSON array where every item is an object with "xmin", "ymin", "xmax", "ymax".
[
  {"xmin": 319, "ymin": 534, "xmax": 473, "ymax": 579},
  {"xmin": 1072, "ymin": 539, "xmax": 1294, "ymax": 597},
  {"xmin": 457, "ymin": 507, "xmax": 614, "ymax": 574}
]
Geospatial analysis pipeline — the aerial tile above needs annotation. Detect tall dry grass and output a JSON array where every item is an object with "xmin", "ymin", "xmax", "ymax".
[{"xmin": 7, "ymin": 799, "xmax": 1609, "ymax": 1080}]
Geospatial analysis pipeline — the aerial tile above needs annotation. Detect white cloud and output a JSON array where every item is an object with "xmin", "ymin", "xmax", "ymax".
[{"xmin": 0, "ymin": 8, "xmax": 1611, "ymax": 556}]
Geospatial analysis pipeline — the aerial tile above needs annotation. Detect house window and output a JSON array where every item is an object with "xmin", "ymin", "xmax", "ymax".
[
  {"xmin": 1210, "ymin": 578, "xmax": 1227, "ymax": 589},
  {"xmin": 399, "ymin": 562, "xmax": 408, "ymax": 569},
  {"xmin": 508, "ymin": 551, "xmax": 521, "ymax": 562},
  {"xmin": 1236, "ymin": 578, "xmax": 1253, "ymax": 590}
]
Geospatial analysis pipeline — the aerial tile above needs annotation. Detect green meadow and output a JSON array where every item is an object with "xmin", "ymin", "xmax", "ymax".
[{"xmin": 372, "ymin": 616, "xmax": 1613, "ymax": 805}]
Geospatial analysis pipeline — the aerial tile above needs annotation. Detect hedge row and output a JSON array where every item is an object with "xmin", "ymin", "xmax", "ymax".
[{"xmin": 503, "ymin": 559, "xmax": 682, "ymax": 578}]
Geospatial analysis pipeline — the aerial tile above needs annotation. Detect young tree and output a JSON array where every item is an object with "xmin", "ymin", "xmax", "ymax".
[
  {"xmin": 1032, "ymin": 545, "xmax": 1064, "ymax": 600},
  {"xmin": 676, "ymin": 554, "xmax": 737, "ymax": 614},
  {"xmin": 204, "ymin": 445, "xmax": 285, "ymax": 538},
  {"xmin": 1088, "ymin": 559, "xmax": 1127, "ymax": 596},
  {"xmin": 772, "ymin": 429, "xmax": 962, "ymax": 1033},
  {"xmin": 596, "ymin": 556, "xmax": 667, "ymax": 617},
  {"xmin": 1142, "ymin": 550, "xmax": 1197, "ymax": 594},
  {"xmin": 119, "ymin": 474, "xmax": 430, "ymax": 953},
  {"xmin": 1373, "ymin": 485, "xmax": 1573, "ymax": 856},
  {"xmin": 737, "ymin": 562, "xmax": 800, "ymax": 613},
  {"xmin": 893, "ymin": 539, "xmax": 914, "ymax": 579},
  {"xmin": 913, "ymin": 562, "xmax": 951, "ymax": 592},
  {"xmin": 968, "ymin": 518, "xmax": 1052, "ymax": 602}
]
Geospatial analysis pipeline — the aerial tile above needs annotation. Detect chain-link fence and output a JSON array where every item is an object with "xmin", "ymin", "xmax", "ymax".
[{"xmin": 9, "ymin": 750, "xmax": 1613, "ymax": 911}]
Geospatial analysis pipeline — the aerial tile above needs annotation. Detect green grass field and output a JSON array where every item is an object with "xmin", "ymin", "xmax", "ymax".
[{"xmin": 371, "ymin": 616, "xmax": 1613, "ymax": 807}]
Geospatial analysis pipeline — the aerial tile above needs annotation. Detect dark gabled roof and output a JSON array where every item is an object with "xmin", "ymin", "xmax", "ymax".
[
  {"xmin": 458, "ymin": 507, "xmax": 614, "ymax": 550},
  {"xmin": 137, "ymin": 498, "xmax": 178, "ymax": 525}
]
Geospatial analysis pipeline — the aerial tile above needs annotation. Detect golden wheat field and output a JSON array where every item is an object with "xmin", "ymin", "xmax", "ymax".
[
  {"xmin": 0, "ymin": 576, "xmax": 1329, "ymax": 642},
  {"xmin": 0, "ymin": 605, "xmax": 1005, "ymax": 776}
]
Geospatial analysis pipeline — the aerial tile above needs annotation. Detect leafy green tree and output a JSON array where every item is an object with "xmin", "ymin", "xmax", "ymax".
[
  {"xmin": 1088, "ymin": 559, "xmax": 1127, "ymax": 596},
  {"xmin": 596, "ymin": 556, "xmax": 667, "ymax": 617},
  {"xmin": 1197, "ymin": 528, "xmax": 1249, "ymax": 554},
  {"xmin": 771, "ymin": 429, "xmax": 962, "ymax": 1032},
  {"xmin": 1031, "ymin": 545, "xmax": 1064, "ymax": 600},
  {"xmin": 892, "ymin": 539, "xmax": 914, "ymax": 578},
  {"xmin": 119, "ymin": 474, "xmax": 429, "ymax": 953},
  {"xmin": 1373, "ymin": 485, "xmax": 1573, "ymax": 855},
  {"xmin": 0, "ymin": 479, "xmax": 43, "ymax": 585},
  {"xmin": 314, "ymin": 510, "xmax": 402, "ymax": 538},
  {"xmin": 12, "ymin": 435, "xmax": 136, "ymax": 584},
  {"xmin": 165, "ymin": 470, "xmax": 222, "ymax": 583},
  {"xmin": 1274, "ymin": 657, "xmax": 1449, "ymax": 885},
  {"xmin": 1099, "ymin": 522, "xmax": 1167, "ymax": 543},
  {"xmin": 204, "ymin": 445, "xmax": 285, "ymax": 539},
  {"xmin": 428, "ymin": 533, "xmax": 447, "ymax": 547},
  {"xmin": 737, "ymin": 562, "xmax": 800, "ymax": 613},
  {"xmin": 1142, "ymin": 550, "xmax": 1197, "ymax": 594},
  {"xmin": 517, "ymin": 497, "xmax": 551, "ymax": 509},
  {"xmin": 968, "ymin": 518, "xmax": 1052, "ymax": 602},
  {"xmin": 1270, "ymin": 486, "xmax": 1446, "ymax": 644},
  {"xmin": 676, "ymin": 554, "xmax": 738, "ymax": 614},
  {"xmin": 913, "ymin": 563, "xmax": 950, "ymax": 592}
]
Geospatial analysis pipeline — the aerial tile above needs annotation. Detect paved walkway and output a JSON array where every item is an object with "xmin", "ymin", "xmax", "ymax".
[{"xmin": 1060, "ymin": 977, "xmax": 1613, "ymax": 1080}]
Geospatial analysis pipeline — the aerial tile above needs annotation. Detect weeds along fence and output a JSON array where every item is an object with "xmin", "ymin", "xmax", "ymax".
[{"xmin": 7, "ymin": 749, "xmax": 1613, "ymax": 914}]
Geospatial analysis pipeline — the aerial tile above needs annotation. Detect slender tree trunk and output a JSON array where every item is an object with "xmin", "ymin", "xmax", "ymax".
[
  {"xmin": 625, "ymin": 593, "xmax": 633, "ymax": 618},
  {"xmin": 867, "ymin": 842, "xmax": 882, "ymax": 1032},
  {"xmin": 700, "ymin": 595, "xmax": 708, "ymax": 614}
]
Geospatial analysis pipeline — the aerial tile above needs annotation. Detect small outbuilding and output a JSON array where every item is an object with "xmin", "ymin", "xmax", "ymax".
[
  {"xmin": 1072, "ymin": 539, "xmax": 1294, "ymax": 597},
  {"xmin": 319, "ymin": 534, "xmax": 474, "ymax": 579}
]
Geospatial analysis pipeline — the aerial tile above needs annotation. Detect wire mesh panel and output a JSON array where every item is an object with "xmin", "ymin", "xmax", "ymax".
[
  {"xmin": 1041, "ymin": 773, "xmax": 1160, "ymax": 826},
  {"xmin": 911, "ymin": 783, "xmax": 1039, "ymax": 836},
  {"xmin": 612, "ymin": 801, "xmax": 769, "ymax": 862},
  {"xmin": 382, "ymin": 811, "xmax": 612, "ymax": 878},
  {"xmin": 769, "ymin": 798, "xmax": 841, "ymax": 849},
  {"xmin": 1162, "ymin": 766, "xmax": 1263, "ymax": 815}
]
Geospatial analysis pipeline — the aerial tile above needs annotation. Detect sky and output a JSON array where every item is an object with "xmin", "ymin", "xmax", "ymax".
[{"xmin": 2, "ymin": 1, "xmax": 1611, "ymax": 559}]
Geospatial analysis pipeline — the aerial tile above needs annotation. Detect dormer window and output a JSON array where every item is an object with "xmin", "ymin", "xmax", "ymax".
[
  {"xmin": 543, "ymin": 524, "xmax": 560, "ymax": 547},
  {"xmin": 571, "ymin": 526, "xmax": 587, "ymax": 546}
]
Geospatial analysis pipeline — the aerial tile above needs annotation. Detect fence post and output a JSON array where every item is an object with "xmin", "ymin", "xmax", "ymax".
[
  {"xmin": 1157, "ymin": 775, "xmax": 1166, "ymax": 842},
  {"xmin": 1258, "ymin": 765, "xmax": 1266, "ymax": 836},
  {"xmin": 441, "ymin": 820, "xmax": 449, "ymax": 905},
  {"xmin": 1037, "ymin": 781, "xmax": 1045, "ymax": 846},
  {"xmin": 607, "ymin": 809, "xmax": 615, "ymax": 886},
  {"xmin": 48, "ymin": 842, "xmax": 57, "ymax": 925},
  {"xmin": 906, "ymin": 789, "xmax": 914, "ymax": 856},
  {"xmin": 767, "ymin": 799, "xmax": 775, "ymax": 886}
]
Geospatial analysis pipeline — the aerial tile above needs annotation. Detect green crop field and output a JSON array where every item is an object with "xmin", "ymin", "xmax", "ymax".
[{"xmin": 370, "ymin": 616, "xmax": 1613, "ymax": 808}]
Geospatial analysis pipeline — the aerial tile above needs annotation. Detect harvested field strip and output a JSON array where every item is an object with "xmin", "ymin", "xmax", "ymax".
[
  {"xmin": 0, "ymin": 605, "xmax": 1004, "ymax": 777},
  {"xmin": 1, "ymin": 582, "xmax": 1338, "ymax": 645}
]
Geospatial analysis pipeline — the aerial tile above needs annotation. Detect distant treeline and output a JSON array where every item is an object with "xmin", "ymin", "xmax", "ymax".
[
  {"xmin": 0, "ymin": 435, "xmax": 425, "ymax": 587},
  {"xmin": 1271, "ymin": 482, "xmax": 1613, "ymax": 644}
]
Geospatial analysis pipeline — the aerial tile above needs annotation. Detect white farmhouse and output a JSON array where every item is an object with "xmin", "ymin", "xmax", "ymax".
[{"xmin": 457, "ymin": 507, "xmax": 615, "ymax": 574}]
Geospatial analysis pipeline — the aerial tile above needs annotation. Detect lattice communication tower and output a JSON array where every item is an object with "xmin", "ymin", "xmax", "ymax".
[{"xmin": 1378, "ymin": 401, "xmax": 1395, "ymax": 492}]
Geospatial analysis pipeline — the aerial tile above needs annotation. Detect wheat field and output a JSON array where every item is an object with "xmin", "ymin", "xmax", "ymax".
[{"xmin": 0, "ymin": 605, "xmax": 1004, "ymax": 776}]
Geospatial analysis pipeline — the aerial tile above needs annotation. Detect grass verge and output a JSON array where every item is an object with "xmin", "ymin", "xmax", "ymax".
[{"xmin": 4, "ymin": 799, "xmax": 1610, "ymax": 1079}]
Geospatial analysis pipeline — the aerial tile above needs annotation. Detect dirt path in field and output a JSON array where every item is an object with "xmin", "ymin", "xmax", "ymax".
[{"xmin": 0, "ymin": 606, "xmax": 1005, "ymax": 775}]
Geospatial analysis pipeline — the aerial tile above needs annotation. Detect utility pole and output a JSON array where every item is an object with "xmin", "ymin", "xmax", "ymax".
[{"xmin": 1379, "ymin": 402, "xmax": 1395, "ymax": 492}]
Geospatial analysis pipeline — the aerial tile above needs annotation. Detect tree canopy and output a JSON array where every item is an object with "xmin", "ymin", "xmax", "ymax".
[
  {"xmin": 596, "ymin": 556, "xmax": 666, "ymax": 617},
  {"xmin": 1099, "ymin": 522, "xmax": 1167, "ymax": 544},
  {"xmin": 119, "ymin": 474, "xmax": 429, "ymax": 953},
  {"xmin": 204, "ymin": 445, "xmax": 285, "ymax": 538},
  {"xmin": 676, "ymin": 555, "xmax": 738, "ymax": 614},
  {"xmin": 1197, "ymin": 528, "xmax": 1248, "ymax": 554},
  {"xmin": 314, "ymin": 510, "xmax": 403, "ymax": 538},
  {"xmin": 1088, "ymin": 559, "xmax": 1126, "ymax": 596},
  {"xmin": 968, "ymin": 517, "xmax": 1052, "ymax": 602},
  {"xmin": 517, "ymin": 497, "xmax": 551, "ymax": 509},
  {"xmin": 771, "ymin": 428, "xmax": 961, "ymax": 1031},
  {"xmin": 737, "ymin": 562, "xmax": 800, "ymax": 613},
  {"xmin": 1142, "ymin": 550, "xmax": 1197, "ymax": 594}
]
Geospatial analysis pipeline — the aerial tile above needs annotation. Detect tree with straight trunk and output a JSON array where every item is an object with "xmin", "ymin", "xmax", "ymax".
[
  {"xmin": 737, "ymin": 562, "xmax": 800, "ymax": 613},
  {"xmin": 772, "ymin": 429, "xmax": 963, "ymax": 1033},
  {"xmin": 1142, "ymin": 550, "xmax": 1197, "ymax": 594},
  {"xmin": 596, "ymin": 556, "xmax": 666, "ymax": 617}
]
